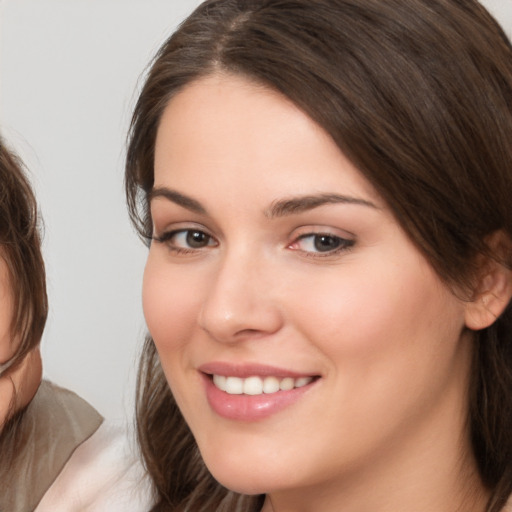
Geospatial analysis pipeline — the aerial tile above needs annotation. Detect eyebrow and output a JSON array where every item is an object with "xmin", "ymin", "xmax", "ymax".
[
  {"xmin": 265, "ymin": 193, "xmax": 378, "ymax": 218},
  {"xmin": 149, "ymin": 187, "xmax": 207, "ymax": 215},
  {"xmin": 149, "ymin": 187, "xmax": 377, "ymax": 218}
]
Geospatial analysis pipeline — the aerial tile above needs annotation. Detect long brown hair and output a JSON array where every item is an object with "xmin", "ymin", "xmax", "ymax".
[
  {"xmin": 125, "ymin": 1, "xmax": 512, "ymax": 510},
  {"xmin": 0, "ymin": 138, "xmax": 48, "ymax": 455},
  {"xmin": 0, "ymin": 139, "xmax": 47, "ymax": 381}
]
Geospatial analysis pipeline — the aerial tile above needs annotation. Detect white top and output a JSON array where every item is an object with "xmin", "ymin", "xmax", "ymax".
[{"xmin": 35, "ymin": 421, "xmax": 154, "ymax": 512}]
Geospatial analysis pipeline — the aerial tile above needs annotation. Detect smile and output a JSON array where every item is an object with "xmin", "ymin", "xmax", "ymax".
[
  {"xmin": 212, "ymin": 375, "xmax": 314, "ymax": 395},
  {"xmin": 199, "ymin": 363, "xmax": 320, "ymax": 420}
]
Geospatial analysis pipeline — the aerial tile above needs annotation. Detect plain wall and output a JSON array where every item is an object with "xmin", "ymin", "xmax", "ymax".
[{"xmin": 0, "ymin": 0, "xmax": 511, "ymax": 421}]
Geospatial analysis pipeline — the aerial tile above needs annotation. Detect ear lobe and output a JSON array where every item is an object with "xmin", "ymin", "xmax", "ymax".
[{"xmin": 464, "ymin": 232, "xmax": 512, "ymax": 331}]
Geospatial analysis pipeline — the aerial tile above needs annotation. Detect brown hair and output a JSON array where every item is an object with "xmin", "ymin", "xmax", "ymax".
[
  {"xmin": 0, "ymin": 138, "xmax": 48, "ymax": 478},
  {"xmin": 125, "ymin": 1, "xmax": 512, "ymax": 510},
  {"xmin": 0, "ymin": 138, "xmax": 48, "ymax": 385}
]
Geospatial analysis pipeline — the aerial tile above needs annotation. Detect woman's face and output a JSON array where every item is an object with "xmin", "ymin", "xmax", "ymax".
[{"xmin": 144, "ymin": 74, "xmax": 474, "ymax": 502}]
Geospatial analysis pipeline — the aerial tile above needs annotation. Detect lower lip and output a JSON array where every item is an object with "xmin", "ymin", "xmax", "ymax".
[{"xmin": 202, "ymin": 374, "xmax": 317, "ymax": 421}]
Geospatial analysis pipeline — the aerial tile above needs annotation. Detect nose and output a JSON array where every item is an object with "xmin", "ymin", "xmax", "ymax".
[{"xmin": 198, "ymin": 250, "xmax": 284, "ymax": 344}]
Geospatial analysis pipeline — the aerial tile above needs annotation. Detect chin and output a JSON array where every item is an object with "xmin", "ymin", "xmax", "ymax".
[
  {"xmin": 209, "ymin": 470, "xmax": 274, "ymax": 496},
  {"xmin": 202, "ymin": 453, "xmax": 296, "ymax": 496}
]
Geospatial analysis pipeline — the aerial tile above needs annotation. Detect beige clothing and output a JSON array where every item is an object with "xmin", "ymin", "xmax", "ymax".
[{"xmin": 0, "ymin": 380, "xmax": 103, "ymax": 512}]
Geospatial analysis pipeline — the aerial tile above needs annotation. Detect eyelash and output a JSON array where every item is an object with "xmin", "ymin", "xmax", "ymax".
[
  {"xmin": 152, "ymin": 229, "xmax": 355, "ymax": 258},
  {"xmin": 288, "ymin": 233, "xmax": 355, "ymax": 258},
  {"xmin": 153, "ymin": 229, "xmax": 217, "ymax": 254}
]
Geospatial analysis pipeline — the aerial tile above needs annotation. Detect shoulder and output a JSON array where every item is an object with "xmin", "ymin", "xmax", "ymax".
[
  {"xmin": 35, "ymin": 420, "xmax": 154, "ymax": 512},
  {"xmin": 29, "ymin": 379, "xmax": 103, "ymax": 441},
  {"xmin": 0, "ymin": 380, "xmax": 104, "ymax": 512}
]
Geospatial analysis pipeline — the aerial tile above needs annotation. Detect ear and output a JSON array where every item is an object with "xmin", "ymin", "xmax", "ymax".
[{"xmin": 465, "ymin": 231, "xmax": 512, "ymax": 331}]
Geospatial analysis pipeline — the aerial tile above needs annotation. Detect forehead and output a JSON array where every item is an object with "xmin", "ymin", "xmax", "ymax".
[
  {"xmin": 153, "ymin": 73, "xmax": 381, "ymax": 206},
  {"xmin": 155, "ymin": 73, "xmax": 315, "ymax": 166}
]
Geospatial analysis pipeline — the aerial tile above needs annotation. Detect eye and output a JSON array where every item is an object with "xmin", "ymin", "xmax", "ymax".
[
  {"xmin": 289, "ymin": 233, "xmax": 354, "ymax": 255},
  {"xmin": 153, "ymin": 228, "xmax": 217, "ymax": 251},
  {"xmin": 180, "ymin": 230, "xmax": 213, "ymax": 249}
]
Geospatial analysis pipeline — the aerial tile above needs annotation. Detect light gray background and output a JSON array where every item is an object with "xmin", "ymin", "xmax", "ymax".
[{"xmin": 0, "ymin": 0, "xmax": 510, "ymax": 421}]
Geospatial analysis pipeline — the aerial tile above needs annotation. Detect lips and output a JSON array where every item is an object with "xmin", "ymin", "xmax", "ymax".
[{"xmin": 199, "ymin": 363, "xmax": 319, "ymax": 421}]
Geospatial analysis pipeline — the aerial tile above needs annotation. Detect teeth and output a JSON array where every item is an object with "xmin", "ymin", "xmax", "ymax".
[
  {"xmin": 225, "ymin": 376, "xmax": 244, "ymax": 394},
  {"xmin": 280, "ymin": 377, "xmax": 295, "ymax": 391},
  {"xmin": 295, "ymin": 377, "xmax": 311, "ymax": 388},
  {"xmin": 212, "ymin": 375, "xmax": 314, "ymax": 395},
  {"xmin": 213, "ymin": 374, "xmax": 227, "ymax": 391},
  {"xmin": 262, "ymin": 376, "xmax": 280, "ymax": 394},
  {"xmin": 244, "ymin": 376, "xmax": 263, "ymax": 395}
]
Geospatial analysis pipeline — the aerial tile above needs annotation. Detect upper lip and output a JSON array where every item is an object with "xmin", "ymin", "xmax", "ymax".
[{"xmin": 198, "ymin": 362, "xmax": 318, "ymax": 379}]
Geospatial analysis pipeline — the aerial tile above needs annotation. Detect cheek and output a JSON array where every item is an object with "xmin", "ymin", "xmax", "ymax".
[
  {"xmin": 0, "ymin": 285, "xmax": 14, "ymax": 363},
  {"xmin": 142, "ymin": 257, "xmax": 197, "ymax": 352},
  {"xmin": 141, "ymin": 254, "xmax": 213, "ymax": 402},
  {"xmin": 0, "ymin": 331, "xmax": 13, "ymax": 362},
  {"xmin": 279, "ymin": 258, "xmax": 468, "ymax": 464},
  {"xmin": 142, "ymin": 256, "xmax": 212, "ymax": 422},
  {"xmin": 287, "ymin": 254, "xmax": 465, "ymax": 372}
]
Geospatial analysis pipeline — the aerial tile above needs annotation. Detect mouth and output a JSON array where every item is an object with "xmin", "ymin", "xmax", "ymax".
[
  {"xmin": 210, "ymin": 374, "xmax": 315, "ymax": 396},
  {"xmin": 198, "ymin": 363, "xmax": 320, "ymax": 421}
]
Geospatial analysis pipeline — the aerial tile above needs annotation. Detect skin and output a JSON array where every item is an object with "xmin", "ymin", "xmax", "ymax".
[
  {"xmin": 144, "ymin": 73, "xmax": 490, "ymax": 511},
  {"xmin": 0, "ymin": 257, "xmax": 41, "ymax": 430}
]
